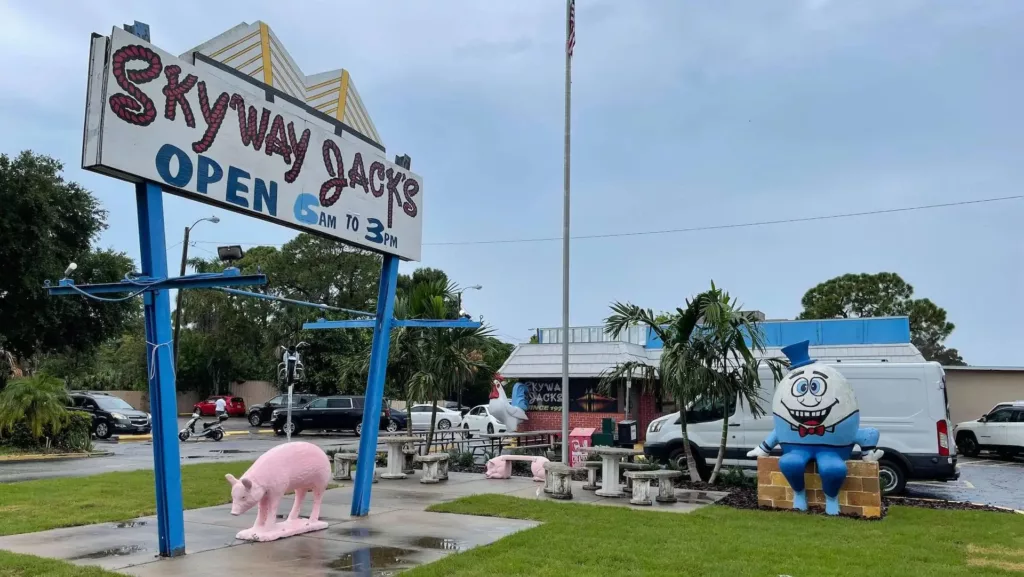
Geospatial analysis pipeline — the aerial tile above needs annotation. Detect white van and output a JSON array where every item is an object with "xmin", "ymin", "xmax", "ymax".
[{"xmin": 643, "ymin": 362, "xmax": 958, "ymax": 495}]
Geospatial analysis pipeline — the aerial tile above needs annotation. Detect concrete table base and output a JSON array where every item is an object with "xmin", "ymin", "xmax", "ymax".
[
  {"xmin": 332, "ymin": 453, "xmax": 358, "ymax": 481},
  {"xmin": 583, "ymin": 462, "xmax": 601, "ymax": 491},
  {"xmin": 379, "ymin": 436, "xmax": 422, "ymax": 480}
]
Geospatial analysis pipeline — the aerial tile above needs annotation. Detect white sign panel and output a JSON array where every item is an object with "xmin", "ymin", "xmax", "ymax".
[{"xmin": 83, "ymin": 28, "xmax": 423, "ymax": 261}]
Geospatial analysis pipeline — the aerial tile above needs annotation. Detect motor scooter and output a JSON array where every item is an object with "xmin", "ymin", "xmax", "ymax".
[{"xmin": 178, "ymin": 411, "xmax": 227, "ymax": 442}]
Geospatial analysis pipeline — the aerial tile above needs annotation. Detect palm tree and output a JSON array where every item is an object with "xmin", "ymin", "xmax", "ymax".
[
  {"xmin": 600, "ymin": 283, "xmax": 784, "ymax": 484},
  {"xmin": 683, "ymin": 286, "xmax": 785, "ymax": 484},
  {"xmin": 0, "ymin": 374, "xmax": 70, "ymax": 440},
  {"xmin": 601, "ymin": 302, "xmax": 705, "ymax": 482}
]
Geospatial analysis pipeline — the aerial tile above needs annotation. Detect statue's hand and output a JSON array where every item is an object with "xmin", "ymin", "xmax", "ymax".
[
  {"xmin": 747, "ymin": 446, "xmax": 769, "ymax": 458},
  {"xmin": 862, "ymin": 449, "xmax": 884, "ymax": 462}
]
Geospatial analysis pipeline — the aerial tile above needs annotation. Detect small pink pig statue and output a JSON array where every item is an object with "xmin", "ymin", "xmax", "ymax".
[{"xmin": 225, "ymin": 441, "xmax": 332, "ymax": 542}]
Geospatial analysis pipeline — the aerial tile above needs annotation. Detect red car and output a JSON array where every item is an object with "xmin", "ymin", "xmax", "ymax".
[{"xmin": 193, "ymin": 396, "xmax": 246, "ymax": 417}]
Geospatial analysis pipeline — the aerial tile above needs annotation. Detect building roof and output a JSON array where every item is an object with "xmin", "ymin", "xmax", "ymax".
[
  {"xmin": 180, "ymin": 21, "xmax": 382, "ymax": 145},
  {"xmin": 499, "ymin": 342, "xmax": 926, "ymax": 379}
]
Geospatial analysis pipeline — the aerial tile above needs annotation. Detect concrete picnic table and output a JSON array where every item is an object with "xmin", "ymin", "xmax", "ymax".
[
  {"xmin": 582, "ymin": 445, "xmax": 644, "ymax": 497},
  {"xmin": 376, "ymin": 435, "xmax": 423, "ymax": 479}
]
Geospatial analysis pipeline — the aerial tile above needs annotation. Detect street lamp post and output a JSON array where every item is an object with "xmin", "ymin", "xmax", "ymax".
[
  {"xmin": 172, "ymin": 216, "xmax": 219, "ymax": 372},
  {"xmin": 455, "ymin": 284, "xmax": 483, "ymax": 409}
]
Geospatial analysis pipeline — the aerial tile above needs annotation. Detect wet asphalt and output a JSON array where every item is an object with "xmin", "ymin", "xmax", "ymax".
[{"xmin": 903, "ymin": 453, "xmax": 1024, "ymax": 511}]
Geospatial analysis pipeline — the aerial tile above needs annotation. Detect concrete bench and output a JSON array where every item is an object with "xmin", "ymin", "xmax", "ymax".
[
  {"xmin": 582, "ymin": 461, "xmax": 602, "ymax": 491},
  {"xmin": 618, "ymin": 462, "xmax": 647, "ymax": 494},
  {"xmin": 543, "ymin": 462, "xmax": 577, "ymax": 500},
  {"xmin": 333, "ymin": 453, "xmax": 378, "ymax": 483},
  {"xmin": 486, "ymin": 455, "xmax": 548, "ymax": 482},
  {"xmin": 414, "ymin": 453, "xmax": 450, "ymax": 484},
  {"xmin": 332, "ymin": 452, "xmax": 358, "ymax": 481},
  {"xmin": 624, "ymin": 470, "xmax": 683, "ymax": 506}
]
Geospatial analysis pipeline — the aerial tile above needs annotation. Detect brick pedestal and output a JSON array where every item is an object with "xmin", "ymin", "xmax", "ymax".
[{"xmin": 757, "ymin": 456, "xmax": 882, "ymax": 519}]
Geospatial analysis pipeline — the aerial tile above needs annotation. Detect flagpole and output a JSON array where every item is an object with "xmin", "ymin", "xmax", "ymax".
[{"xmin": 560, "ymin": 0, "xmax": 573, "ymax": 465}]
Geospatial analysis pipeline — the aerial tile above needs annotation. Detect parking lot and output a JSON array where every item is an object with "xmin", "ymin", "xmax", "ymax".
[{"xmin": 903, "ymin": 454, "xmax": 1024, "ymax": 511}]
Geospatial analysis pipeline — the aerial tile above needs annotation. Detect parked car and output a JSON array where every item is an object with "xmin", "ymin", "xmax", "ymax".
[
  {"xmin": 388, "ymin": 408, "xmax": 408, "ymax": 430},
  {"xmin": 408, "ymin": 404, "xmax": 463, "ymax": 430},
  {"xmin": 954, "ymin": 401, "xmax": 1024, "ymax": 458},
  {"xmin": 644, "ymin": 362, "xmax": 958, "ymax": 496},
  {"xmin": 193, "ymin": 395, "xmax": 246, "ymax": 418},
  {"xmin": 247, "ymin": 393, "xmax": 318, "ymax": 427},
  {"xmin": 271, "ymin": 396, "xmax": 395, "ymax": 436},
  {"xmin": 68, "ymin": 391, "xmax": 151, "ymax": 439},
  {"xmin": 462, "ymin": 405, "xmax": 507, "ymax": 436}
]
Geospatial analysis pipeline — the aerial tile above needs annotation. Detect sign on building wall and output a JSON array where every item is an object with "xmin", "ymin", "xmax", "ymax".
[
  {"xmin": 83, "ymin": 28, "xmax": 424, "ymax": 261},
  {"xmin": 523, "ymin": 379, "xmax": 619, "ymax": 413}
]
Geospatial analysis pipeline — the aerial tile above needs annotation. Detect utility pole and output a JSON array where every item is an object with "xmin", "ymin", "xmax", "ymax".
[{"xmin": 171, "ymin": 216, "xmax": 218, "ymax": 371}]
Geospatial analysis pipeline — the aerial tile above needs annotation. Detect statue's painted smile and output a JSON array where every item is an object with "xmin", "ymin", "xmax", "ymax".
[{"xmin": 782, "ymin": 399, "xmax": 838, "ymax": 426}]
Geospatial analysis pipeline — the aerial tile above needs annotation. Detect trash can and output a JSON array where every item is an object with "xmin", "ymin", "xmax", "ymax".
[
  {"xmin": 617, "ymin": 420, "xmax": 637, "ymax": 447},
  {"xmin": 569, "ymin": 427, "xmax": 596, "ymax": 468}
]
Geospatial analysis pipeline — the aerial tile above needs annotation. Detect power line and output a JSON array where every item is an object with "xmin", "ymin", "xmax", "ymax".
[{"xmin": 189, "ymin": 194, "xmax": 1023, "ymax": 248}]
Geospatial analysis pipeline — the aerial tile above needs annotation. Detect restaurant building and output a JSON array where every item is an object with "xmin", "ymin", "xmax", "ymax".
[{"xmin": 498, "ymin": 315, "xmax": 924, "ymax": 440}]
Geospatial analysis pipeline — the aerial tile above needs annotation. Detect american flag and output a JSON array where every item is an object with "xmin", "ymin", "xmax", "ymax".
[{"xmin": 567, "ymin": 0, "xmax": 576, "ymax": 58}]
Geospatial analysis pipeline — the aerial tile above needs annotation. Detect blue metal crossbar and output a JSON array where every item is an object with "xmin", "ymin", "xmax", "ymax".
[
  {"xmin": 45, "ymin": 271, "xmax": 267, "ymax": 296},
  {"xmin": 302, "ymin": 318, "xmax": 483, "ymax": 331},
  {"xmin": 215, "ymin": 287, "xmax": 374, "ymax": 317}
]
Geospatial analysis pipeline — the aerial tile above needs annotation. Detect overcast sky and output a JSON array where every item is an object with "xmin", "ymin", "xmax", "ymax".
[{"xmin": 2, "ymin": 1, "xmax": 1022, "ymax": 365}]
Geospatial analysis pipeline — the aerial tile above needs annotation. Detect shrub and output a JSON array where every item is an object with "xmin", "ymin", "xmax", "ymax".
[
  {"xmin": 1, "ymin": 411, "xmax": 91, "ymax": 452},
  {"xmin": 718, "ymin": 466, "xmax": 756, "ymax": 489},
  {"xmin": 0, "ymin": 374, "xmax": 70, "ymax": 437},
  {"xmin": 448, "ymin": 450, "xmax": 475, "ymax": 468}
]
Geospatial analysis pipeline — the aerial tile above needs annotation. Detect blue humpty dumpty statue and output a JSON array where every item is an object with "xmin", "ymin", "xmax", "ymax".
[{"xmin": 747, "ymin": 340, "xmax": 883, "ymax": 515}]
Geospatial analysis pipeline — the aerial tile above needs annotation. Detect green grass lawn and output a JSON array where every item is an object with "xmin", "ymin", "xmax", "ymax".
[
  {"xmin": 410, "ymin": 495, "xmax": 1024, "ymax": 577},
  {"xmin": 0, "ymin": 461, "xmax": 254, "ymax": 536},
  {"xmin": 0, "ymin": 550, "xmax": 125, "ymax": 577}
]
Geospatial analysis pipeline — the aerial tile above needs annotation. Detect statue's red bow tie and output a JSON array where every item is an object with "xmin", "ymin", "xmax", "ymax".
[{"xmin": 798, "ymin": 425, "xmax": 826, "ymax": 437}]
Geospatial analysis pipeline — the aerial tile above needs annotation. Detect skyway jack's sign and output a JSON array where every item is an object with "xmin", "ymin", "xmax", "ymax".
[{"xmin": 83, "ymin": 28, "xmax": 423, "ymax": 261}]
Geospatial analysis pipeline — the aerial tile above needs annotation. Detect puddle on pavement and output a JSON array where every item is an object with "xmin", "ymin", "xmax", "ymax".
[
  {"xmin": 70, "ymin": 545, "xmax": 146, "ymax": 560},
  {"xmin": 327, "ymin": 546, "xmax": 415, "ymax": 574},
  {"xmin": 113, "ymin": 521, "xmax": 148, "ymax": 528},
  {"xmin": 333, "ymin": 526, "xmax": 382, "ymax": 538},
  {"xmin": 409, "ymin": 536, "xmax": 465, "ymax": 551}
]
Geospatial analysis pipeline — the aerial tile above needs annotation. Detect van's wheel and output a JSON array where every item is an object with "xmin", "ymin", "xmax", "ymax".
[
  {"xmin": 957, "ymin": 432, "xmax": 980, "ymax": 457},
  {"xmin": 878, "ymin": 459, "xmax": 907, "ymax": 495},
  {"xmin": 94, "ymin": 421, "xmax": 112, "ymax": 440},
  {"xmin": 669, "ymin": 446, "xmax": 708, "ymax": 481},
  {"xmin": 248, "ymin": 413, "xmax": 262, "ymax": 427}
]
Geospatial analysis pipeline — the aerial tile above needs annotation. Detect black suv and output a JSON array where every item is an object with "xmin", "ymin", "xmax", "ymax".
[
  {"xmin": 68, "ymin": 392, "xmax": 151, "ymax": 439},
  {"xmin": 271, "ymin": 396, "xmax": 395, "ymax": 436},
  {"xmin": 247, "ymin": 393, "xmax": 318, "ymax": 427}
]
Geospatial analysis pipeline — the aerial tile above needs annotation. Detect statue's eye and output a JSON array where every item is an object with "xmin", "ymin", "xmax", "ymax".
[
  {"xmin": 791, "ymin": 378, "xmax": 809, "ymax": 397},
  {"xmin": 810, "ymin": 377, "xmax": 827, "ymax": 396}
]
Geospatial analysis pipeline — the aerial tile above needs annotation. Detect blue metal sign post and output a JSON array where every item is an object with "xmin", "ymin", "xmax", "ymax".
[
  {"xmin": 136, "ymin": 182, "xmax": 183, "ymax": 557},
  {"xmin": 45, "ymin": 181, "xmax": 267, "ymax": 557}
]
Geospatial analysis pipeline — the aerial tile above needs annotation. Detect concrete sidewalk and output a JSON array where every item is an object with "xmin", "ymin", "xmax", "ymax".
[{"xmin": 0, "ymin": 472, "xmax": 722, "ymax": 575}]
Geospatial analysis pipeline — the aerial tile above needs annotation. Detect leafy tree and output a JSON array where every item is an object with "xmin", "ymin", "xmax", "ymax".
[
  {"xmin": 798, "ymin": 273, "xmax": 964, "ymax": 365},
  {"xmin": 0, "ymin": 374, "xmax": 70, "ymax": 438},
  {"xmin": 0, "ymin": 151, "xmax": 138, "ymax": 369}
]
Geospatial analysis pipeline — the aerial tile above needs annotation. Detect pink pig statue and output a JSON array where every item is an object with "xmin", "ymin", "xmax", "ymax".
[{"xmin": 225, "ymin": 441, "xmax": 332, "ymax": 542}]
